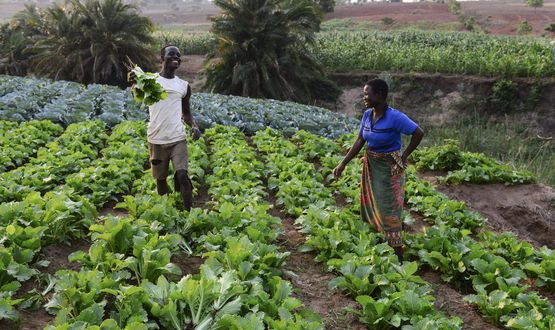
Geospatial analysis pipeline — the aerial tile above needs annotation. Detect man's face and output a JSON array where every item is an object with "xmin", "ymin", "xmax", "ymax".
[{"xmin": 163, "ymin": 46, "xmax": 181, "ymax": 70}]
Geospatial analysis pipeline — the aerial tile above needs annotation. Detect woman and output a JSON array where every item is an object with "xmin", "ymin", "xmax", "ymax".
[{"xmin": 333, "ymin": 79, "xmax": 424, "ymax": 262}]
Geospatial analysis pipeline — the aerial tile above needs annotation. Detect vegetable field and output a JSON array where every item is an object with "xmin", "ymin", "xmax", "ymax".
[
  {"xmin": 158, "ymin": 30, "xmax": 555, "ymax": 77},
  {"xmin": 1, "ymin": 120, "xmax": 554, "ymax": 329},
  {"xmin": 0, "ymin": 75, "xmax": 356, "ymax": 138}
]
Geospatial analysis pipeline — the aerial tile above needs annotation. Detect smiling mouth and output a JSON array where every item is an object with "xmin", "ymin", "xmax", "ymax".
[{"xmin": 171, "ymin": 60, "xmax": 179, "ymax": 65}]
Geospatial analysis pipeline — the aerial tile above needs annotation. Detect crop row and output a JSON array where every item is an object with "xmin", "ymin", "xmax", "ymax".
[
  {"xmin": 34, "ymin": 125, "xmax": 324, "ymax": 328},
  {"xmin": 0, "ymin": 75, "xmax": 358, "ymax": 138},
  {"xmin": 0, "ymin": 121, "xmax": 148, "ymax": 324},
  {"xmin": 0, "ymin": 120, "xmax": 63, "ymax": 173},
  {"xmin": 0, "ymin": 121, "xmax": 109, "ymax": 203},
  {"xmin": 157, "ymin": 30, "xmax": 555, "ymax": 77}
]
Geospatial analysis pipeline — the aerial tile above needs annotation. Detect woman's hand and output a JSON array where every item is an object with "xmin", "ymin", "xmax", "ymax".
[
  {"xmin": 401, "ymin": 153, "xmax": 408, "ymax": 167},
  {"xmin": 333, "ymin": 163, "xmax": 345, "ymax": 178},
  {"xmin": 192, "ymin": 127, "xmax": 202, "ymax": 140}
]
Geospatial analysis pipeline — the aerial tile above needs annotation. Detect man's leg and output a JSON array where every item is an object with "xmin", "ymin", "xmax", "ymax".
[
  {"xmin": 170, "ymin": 140, "xmax": 192, "ymax": 210},
  {"xmin": 175, "ymin": 169, "xmax": 193, "ymax": 211},
  {"xmin": 156, "ymin": 177, "xmax": 169, "ymax": 195},
  {"xmin": 148, "ymin": 143, "xmax": 170, "ymax": 195}
]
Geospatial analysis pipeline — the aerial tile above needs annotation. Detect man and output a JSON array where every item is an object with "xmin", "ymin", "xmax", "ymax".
[{"xmin": 132, "ymin": 45, "xmax": 201, "ymax": 210}]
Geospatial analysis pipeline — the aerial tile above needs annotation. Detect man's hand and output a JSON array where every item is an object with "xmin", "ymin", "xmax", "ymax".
[
  {"xmin": 127, "ymin": 70, "xmax": 137, "ymax": 85},
  {"xmin": 124, "ymin": 56, "xmax": 137, "ymax": 85},
  {"xmin": 192, "ymin": 127, "xmax": 202, "ymax": 140},
  {"xmin": 333, "ymin": 163, "xmax": 345, "ymax": 178}
]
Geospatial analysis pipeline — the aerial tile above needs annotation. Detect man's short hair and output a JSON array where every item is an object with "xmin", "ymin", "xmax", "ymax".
[{"xmin": 161, "ymin": 44, "xmax": 179, "ymax": 58}]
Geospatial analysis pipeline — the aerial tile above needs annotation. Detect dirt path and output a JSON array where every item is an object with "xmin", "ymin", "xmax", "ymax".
[
  {"xmin": 266, "ymin": 191, "xmax": 367, "ymax": 330},
  {"xmin": 419, "ymin": 270, "xmax": 501, "ymax": 330},
  {"xmin": 420, "ymin": 173, "xmax": 555, "ymax": 249}
]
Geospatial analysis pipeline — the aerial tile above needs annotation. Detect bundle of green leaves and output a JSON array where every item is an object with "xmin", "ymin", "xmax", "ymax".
[{"xmin": 128, "ymin": 66, "xmax": 167, "ymax": 106}]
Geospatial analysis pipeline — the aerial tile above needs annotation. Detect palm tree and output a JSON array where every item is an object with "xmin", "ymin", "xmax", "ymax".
[
  {"xmin": 0, "ymin": 4, "xmax": 46, "ymax": 75},
  {"xmin": 205, "ymin": 0, "xmax": 340, "ymax": 103},
  {"xmin": 30, "ymin": 0, "xmax": 156, "ymax": 86}
]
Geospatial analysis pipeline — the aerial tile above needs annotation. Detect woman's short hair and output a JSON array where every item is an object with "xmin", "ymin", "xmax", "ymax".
[{"xmin": 366, "ymin": 79, "xmax": 388, "ymax": 99}]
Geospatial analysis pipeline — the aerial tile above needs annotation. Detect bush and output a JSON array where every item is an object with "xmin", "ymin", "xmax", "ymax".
[
  {"xmin": 516, "ymin": 20, "xmax": 533, "ymax": 34},
  {"xmin": 544, "ymin": 22, "xmax": 555, "ymax": 32},
  {"xmin": 382, "ymin": 17, "xmax": 395, "ymax": 26},
  {"xmin": 448, "ymin": 0, "xmax": 461, "ymax": 14},
  {"xmin": 489, "ymin": 79, "xmax": 518, "ymax": 112},
  {"xmin": 316, "ymin": 0, "xmax": 336, "ymax": 13}
]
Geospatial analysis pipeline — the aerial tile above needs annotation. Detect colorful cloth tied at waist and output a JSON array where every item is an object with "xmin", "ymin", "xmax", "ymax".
[{"xmin": 360, "ymin": 149, "xmax": 405, "ymax": 247}]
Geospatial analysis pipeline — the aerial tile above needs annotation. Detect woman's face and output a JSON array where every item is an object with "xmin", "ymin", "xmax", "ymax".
[{"xmin": 363, "ymin": 84, "xmax": 378, "ymax": 109}]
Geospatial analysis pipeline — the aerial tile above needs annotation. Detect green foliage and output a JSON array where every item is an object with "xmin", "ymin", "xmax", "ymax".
[
  {"xmin": 128, "ymin": 66, "xmax": 168, "ymax": 106},
  {"xmin": 0, "ymin": 23, "xmax": 29, "ymax": 76},
  {"xmin": 0, "ymin": 120, "xmax": 63, "ymax": 172},
  {"xmin": 143, "ymin": 270, "xmax": 243, "ymax": 329},
  {"xmin": 0, "ymin": 121, "xmax": 108, "ymax": 203},
  {"xmin": 545, "ymin": 22, "xmax": 555, "ymax": 32},
  {"xmin": 315, "ymin": 0, "xmax": 335, "ymax": 13},
  {"xmin": 314, "ymin": 30, "xmax": 554, "ymax": 77},
  {"xmin": 409, "ymin": 139, "xmax": 536, "ymax": 185},
  {"xmin": 458, "ymin": 14, "xmax": 477, "ymax": 31},
  {"xmin": 516, "ymin": 20, "xmax": 533, "ymax": 35},
  {"xmin": 4, "ymin": 0, "xmax": 156, "ymax": 86},
  {"xmin": 526, "ymin": 0, "xmax": 543, "ymax": 10},
  {"xmin": 154, "ymin": 31, "xmax": 215, "ymax": 55},
  {"xmin": 490, "ymin": 79, "xmax": 519, "ymax": 111},
  {"xmin": 205, "ymin": 0, "xmax": 341, "ymax": 104},
  {"xmin": 0, "ymin": 74, "xmax": 357, "ymax": 138},
  {"xmin": 448, "ymin": 0, "xmax": 461, "ymax": 14}
]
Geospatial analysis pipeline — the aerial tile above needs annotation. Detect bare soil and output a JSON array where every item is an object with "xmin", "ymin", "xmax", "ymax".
[
  {"xmin": 420, "ymin": 172, "xmax": 555, "ymax": 249},
  {"xmin": 440, "ymin": 182, "xmax": 555, "ymax": 249},
  {"xmin": 41, "ymin": 239, "xmax": 91, "ymax": 275},
  {"xmin": 419, "ymin": 269, "xmax": 501, "ymax": 330},
  {"xmin": 171, "ymin": 252, "xmax": 204, "ymax": 276},
  {"xmin": 327, "ymin": 1, "xmax": 555, "ymax": 36},
  {"xmin": 328, "ymin": 2, "xmax": 459, "ymax": 24}
]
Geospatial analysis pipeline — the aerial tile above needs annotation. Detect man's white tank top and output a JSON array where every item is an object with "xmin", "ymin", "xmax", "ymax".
[{"xmin": 147, "ymin": 75, "xmax": 189, "ymax": 144}]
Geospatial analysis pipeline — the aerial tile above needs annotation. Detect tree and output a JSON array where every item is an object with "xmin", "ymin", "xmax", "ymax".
[
  {"xmin": 205, "ymin": 0, "xmax": 340, "ymax": 104},
  {"xmin": 0, "ymin": 4, "xmax": 47, "ymax": 76},
  {"xmin": 25, "ymin": 0, "xmax": 156, "ymax": 86},
  {"xmin": 526, "ymin": 0, "xmax": 543, "ymax": 12},
  {"xmin": 316, "ymin": 0, "xmax": 335, "ymax": 13}
]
